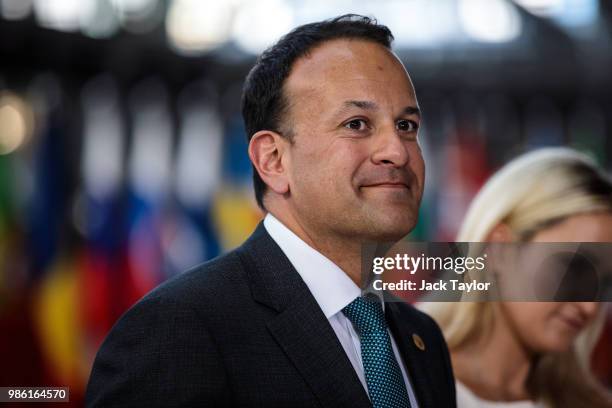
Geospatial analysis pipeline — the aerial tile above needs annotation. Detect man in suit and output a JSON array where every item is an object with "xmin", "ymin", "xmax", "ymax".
[{"xmin": 86, "ymin": 14, "xmax": 456, "ymax": 407}]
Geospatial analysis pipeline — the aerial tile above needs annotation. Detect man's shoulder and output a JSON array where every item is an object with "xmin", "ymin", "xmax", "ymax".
[
  {"xmin": 110, "ymin": 222, "xmax": 280, "ymax": 331},
  {"xmin": 86, "ymin": 249, "xmax": 248, "ymax": 407},
  {"xmin": 141, "ymin": 222, "xmax": 276, "ymax": 306},
  {"xmin": 142, "ymin": 246, "xmax": 249, "ymax": 308}
]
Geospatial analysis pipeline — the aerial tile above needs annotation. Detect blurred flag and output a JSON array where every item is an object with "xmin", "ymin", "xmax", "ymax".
[
  {"xmin": 166, "ymin": 82, "xmax": 223, "ymax": 274},
  {"xmin": 568, "ymin": 99, "xmax": 607, "ymax": 164},
  {"xmin": 482, "ymin": 93, "xmax": 522, "ymax": 168},
  {"xmin": 0, "ymin": 153, "xmax": 12, "ymax": 298},
  {"xmin": 24, "ymin": 75, "xmax": 87, "ymax": 403},
  {"xmin": 78, "ymin": 75, "xmax": 127, "ymax": 353},
  {"xmin": 213, "ymin": 115, "xmax": 260, "ymax": 251},
  {"xmin": 524, "ymin": 97, "xmax": 564, "ymax": 148},
  {"xmin": 124, "ymin": 78, "xmax": 173, "ymax": 304},
  {"xmin": 33, "ymin": 256, "xmax": 86, "ymax": 397},
  {"xmin": 436, "ymin": 94, "xmax": 490, "ymax": 240},
  {"xmin": 25, "ymin": 101, "xmax": 66, "ymax": 279}
]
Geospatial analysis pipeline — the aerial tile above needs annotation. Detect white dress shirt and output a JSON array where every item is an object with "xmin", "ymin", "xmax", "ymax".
[{"xmin": 264, "ymin": 214, "xmax": 420, "ymax": 407}]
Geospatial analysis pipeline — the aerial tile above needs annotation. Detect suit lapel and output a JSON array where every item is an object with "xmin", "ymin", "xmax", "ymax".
[
  {"xmin": 385, "ymin": 301, "xmax": 437, "ymax": 408},
  {"xmin": 238, "ymin": 223, "xmax": 371, "ymax": 408},
  {"xmin": 267, "ymin": 289, "xmax": 371, "ymax": 408}
]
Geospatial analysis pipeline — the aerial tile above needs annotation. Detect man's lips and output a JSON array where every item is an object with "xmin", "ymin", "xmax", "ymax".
[{"xmin": 361, "ymin": 182, "xmax": 410, "ymax": 188}]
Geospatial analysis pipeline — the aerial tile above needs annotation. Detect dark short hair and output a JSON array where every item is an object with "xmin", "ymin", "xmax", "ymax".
[{"xmin": 241, "ymin": 14, "xmax": 394, "ymax": 210}]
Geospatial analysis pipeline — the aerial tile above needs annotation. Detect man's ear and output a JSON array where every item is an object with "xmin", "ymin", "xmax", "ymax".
[{"xmin": 248, "ymin": 130, "xmax": 290, "ymax": 195}]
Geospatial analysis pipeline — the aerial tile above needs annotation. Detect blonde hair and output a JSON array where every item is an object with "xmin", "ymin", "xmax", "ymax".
[{"xmin": 422, "ymin": 147, "xmax": 612, "ymax": 408}]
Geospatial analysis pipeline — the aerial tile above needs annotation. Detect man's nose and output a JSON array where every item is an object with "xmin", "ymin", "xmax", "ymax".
[{"xmin": 370, "ymin": 126, "xmax": 410, "ymax": 167}]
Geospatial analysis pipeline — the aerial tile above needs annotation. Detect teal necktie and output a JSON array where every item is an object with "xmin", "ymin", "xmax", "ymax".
[{"xmin": 342, "ymin": 296, "xmax": 412, "ymax": 408}]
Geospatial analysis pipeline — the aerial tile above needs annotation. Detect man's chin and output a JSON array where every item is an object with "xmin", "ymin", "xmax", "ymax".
[{"xmin": 363, "ymin": 214, "xmax": 417, "ymax": 242}]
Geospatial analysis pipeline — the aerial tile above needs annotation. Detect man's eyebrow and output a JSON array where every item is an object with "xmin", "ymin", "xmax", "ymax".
[
  {"xmin": 402, "ymin": 106, "xmax": 421, "ymax": 117},
  {"xmin": 335, "ymin": 100, "xmax": 421, "ymax": 117},
  {"xmin": 344, "ymin": 100, "xmax": 378, "ymax": 110}
]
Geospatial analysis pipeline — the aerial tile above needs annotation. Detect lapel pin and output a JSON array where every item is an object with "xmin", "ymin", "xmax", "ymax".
[{"xmin": 412, "ymin": 333, "xmax": 425, "ymax": 351}]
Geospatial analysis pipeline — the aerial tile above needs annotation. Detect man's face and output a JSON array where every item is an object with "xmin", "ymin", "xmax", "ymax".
[{"xmin": 281, "ymin": 39, "xmax": 425, "ymax": 242}]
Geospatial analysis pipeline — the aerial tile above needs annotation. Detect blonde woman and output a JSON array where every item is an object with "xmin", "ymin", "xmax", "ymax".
[{"xmin": 422, "ymin": 148, "xmax": 612, "ymax": 408}]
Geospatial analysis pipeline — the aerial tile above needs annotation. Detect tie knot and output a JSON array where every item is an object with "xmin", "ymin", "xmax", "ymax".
[{"xmin": 342, "ymin": 296, "xmax": 387, "ymax": 333}]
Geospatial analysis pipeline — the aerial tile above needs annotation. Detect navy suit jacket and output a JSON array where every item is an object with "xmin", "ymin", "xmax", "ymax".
[{"xmin": 86, "ymin": 222, "xmax": 456, "ymax": 407}]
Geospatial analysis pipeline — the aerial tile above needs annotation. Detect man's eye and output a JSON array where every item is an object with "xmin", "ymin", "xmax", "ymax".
[
  {"xmin": 397, "ymin": 119, "xmax": 418, "ymax": 132},
  {"xmin": 344, "ymin": 119, "xmax": 368, "ymax": 131}
]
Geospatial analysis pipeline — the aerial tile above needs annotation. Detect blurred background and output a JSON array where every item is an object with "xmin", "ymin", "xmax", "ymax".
[{"xmin": 0, "ymin": 0, "xmax": 611, "ymax": 406}]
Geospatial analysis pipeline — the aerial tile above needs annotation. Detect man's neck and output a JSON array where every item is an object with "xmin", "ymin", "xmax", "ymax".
[{"xmin": 267, "ymin": 210, "xmax": 364, "ymax": 287}]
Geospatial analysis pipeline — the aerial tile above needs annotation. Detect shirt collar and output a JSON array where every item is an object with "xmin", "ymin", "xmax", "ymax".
[{"xmin": 263, "ymin": 213, "xmax": 361, "ymax": 318}]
